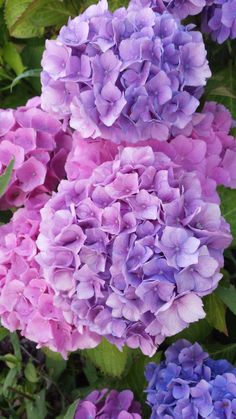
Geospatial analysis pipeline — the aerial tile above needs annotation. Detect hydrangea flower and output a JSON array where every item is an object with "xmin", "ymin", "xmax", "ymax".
[
  {"xmin": 74, "ymin": 389, "xmax": 141, "ymax": 418},
  {"xmin": 131, "ymin": 0, "xmax": 236, "ymax": 43},
  {"xmin": 65, "ymin": 133, "xmax": 118, "ymax": 181},
  {"xmin": 202, "ymin": 0, "xmax": 236, "ymax": 43},
  {"xmin": 0, "ymin": 201, "xmax": 100, "ymax": 358},
  {"xmin": 129, "ymin": 0, "xmax": 208, "ymax": 20},
  {"xmin": 146, "ymin": 339, "xmax": 236, "ymax": 418},
  {"xmin": 36, "ymin": 145, "xmax": 231, "ymax": 356},
  {"xmin": 40, "ymin": 0, "xmax": 211, "ymax": 143},
  {"xmin": 65, "ymin": 101, "xmax": 236, "ymax": 201},
  {"xmin": 163, "ymin": 101, "xmax": 236, "ymax": 200},
  {"xmin": 0, "ymin": 97, "xmax": 72, "ymax": 209}
]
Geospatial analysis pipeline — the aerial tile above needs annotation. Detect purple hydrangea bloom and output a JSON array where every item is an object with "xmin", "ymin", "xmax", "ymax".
[
  {"xmin": 41, "ymin": 0, "xmax": 211, "ymax": 143},
  {"xmin": 131, "ymin": 0, "xmax": 236, "ymax": 43},
  {"xmin": 0, "ymin": 97, "xmax": 72, "ymax": 209},
  {"xmin": 202, "ymin": 0, "xmax": 236, "ymax": 43},
  {"xmin": 65, "ymin": 101, "xmax": 236, "ymax": 202},
  {"xmin": 146, "ymin": 339, "xmax": 236, "ymax": 418},
  {"xmin": 74, "ymin": 389, "xmax": 141, "ymax": 419},
  {"xmin": 0, "ymin": 200, "xmax": 100, "ymax": 358},
  {"xmin": 36, "ymin": 145, "xmax": 231, "ymax": 356},
  {"xmin": 129, "ymin": 0, "xmax": 207, "ymax": 19}
]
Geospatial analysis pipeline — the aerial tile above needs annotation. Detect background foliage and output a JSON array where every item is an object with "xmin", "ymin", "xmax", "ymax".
[{"xmin": 0, "ymin": 0, "xmax": 236, "ymax": 418}]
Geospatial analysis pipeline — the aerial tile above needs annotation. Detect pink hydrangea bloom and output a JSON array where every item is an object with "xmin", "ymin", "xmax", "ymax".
[
  {"xmin": 0, "ymin": 202, "xmax": 100, "ymax": 358},
  {"xmin": 37, "ymin": 145, "xmax": 231, "ymax": 356},
  {"xmin": 0, "ymin": 97, "xmax": 72, "ymax": 209},
  {"xmin": 65, "ymin": 133, "xmax": 118, "ymax": 181},
  {"xmin": 172, "ymin": 101, "xmax": 236, "ymax": 191}
]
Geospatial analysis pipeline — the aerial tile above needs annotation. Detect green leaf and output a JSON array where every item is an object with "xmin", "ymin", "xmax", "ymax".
[
  {"xmin": 0, "ymin": 354, "xmax": 20, "ymax": 369},
  {"xmin": 44, "ymin": 348, "xmax": 67, "ymax": 381},
  {"xmin": 216, "ymin": 285, "xmax": 236, "ymax": 316},
  {"xmin": 166, "ymin": 318, "xmax": 212, "ymax": 344},
  {"xmin": 3, "ymin": 42, "xmax": 25, "ymax": 75},
  {"xmin": 219, "ymin": 186, "xmax": 236, "ymax": 247},
  {"xmin": 62, "ymin": 400, "xmax": 79, "ymax": 419},
  {"xmin": 4, "ymin": 0, "xmax": 74, "ymax": 38},
  {"xmin": 83, "ymin": 360, "xmax": 99, "ymax": 386},
  {"xmin": 83, "ymin": 339, "xmax": 131, "ymax": 377},
  {"xmin": 10, "ymin": 332, "xmax": 22, "ymax": 361},
  {"xmin": 204, "ymin": 293, "xmax": 228, "ymax": 335},
  {"xmin": 10, "ymin": 68, "xmax": 41, "ymax": 90},
  {"xmin": 204, "ymin": 343, "xmax": 236, "ymax": 363},
  {"xmin": 25, "ymin": 362, "xmax": 38, "ymax": 383},
  {"xmin": 4, "ymin": 0, "xmax": 44, "ymax": 38},
  {"xmin": 126, "ymin": 351, "xmax": 162, "ymax": 400},
  {"xmin": 0, "ymin": 326, "xmax": 9, "ymax": 341},
  {"xmin": 29, "ymin": 0, "xmax": 74, "ymax": 27},
  {"xmin": 0, "ymin": 159, "xmax": 14, "ymax": 198},
  {"xmin": 2, "ymin": 367, "xmax": 18, "ymax": 397},
  {"xmin": 205, "ymin": 62, "xmax": 236, "ymax": 118},
  {"xmin": 26, "ymin": 389, "xmax": 47, "ymax": 419}
]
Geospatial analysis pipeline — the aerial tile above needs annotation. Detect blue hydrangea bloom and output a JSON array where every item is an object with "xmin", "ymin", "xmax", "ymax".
[{"xmin": 145, "ymin": 339, "xmax": 236, "ymax": 418}]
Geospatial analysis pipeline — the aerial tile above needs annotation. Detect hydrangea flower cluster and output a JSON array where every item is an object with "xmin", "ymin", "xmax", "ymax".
[
  {"xmin": 146, "ymin": 339, "xmax": 236, "ymax": 418},
  {"xmin": 40, "ymin": 0, "xmax": 211, "ymax": 143},
  {"xmin": 0, "ymin": 202, "xmax": 100, "ymax": 358},
  {"xmin": 165, "ymin": 101, "xmax": 236, "ymax": 199},
  {"xmin": 74, "ymin": 389, "xmax": 141, "ymax": 418},
  {"xmin": 129, "ymin": 0, "xmax": 208, "ymax": 20},
  {"xmin": 130, "ymin": 0, "xmax": 236, "ymax": 43},
  {"xmin": 0, "ymin": 97, "xmax": 72, "ymax": 210},
  {"xmin": 65, "ymin": 101, "xmax": 236, "ymax": 201},
  {"xmin": 202, "ymin": 0, "xmax": 236, "ymax": 44},
  {"xmin": 36, "ymin": 145, "xmax": 231, "ymax": 356}
]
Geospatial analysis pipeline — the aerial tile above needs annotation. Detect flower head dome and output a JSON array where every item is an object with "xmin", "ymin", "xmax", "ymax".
[
  {"xmin": 0, "ymin": 203, "xmax": 100, "ymax": 358},
  {"xmin": 37, "ymin": 146, "xmax": 231, "ymax": 356},
  {"xmin": 146, "ymin": 339, "xmax": 236, "ymax": 418},
  {"xmin": 41, "ymin": 0, "xmax": 211, "ymax": 143}
]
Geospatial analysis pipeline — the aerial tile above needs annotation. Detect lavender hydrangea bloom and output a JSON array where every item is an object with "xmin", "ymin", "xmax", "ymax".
[
  {"xmin": 129, "ymin": 0, "xmax": 207, "ymax": 19},
  {"xmin": 36, "ymin": 146, "xmax": 231, "ymax": 356},
  {"xmin": 65, "ymin": 101, "xmax": 236, "ymax": 201},
  {"xmin": 202, "ymin": 0, "xmax": 236, "ymax": 43},
  {"xmin": 41, "ymin": 0, "xmax": 211, "ymax": 143},
  {"xmin": 74, "ymin": 389, "xmax": 141, "ymax": 419},
  {"xmin": 0, "ymin": 97, "xmax": 72, "ymax": 209},
  {"xmin": 0, "ymin": 201, "xmax": 100, "ymax": 358},
  {"xmin": 131, "ymin": 0, "xmax": 236, "ymax": 43},
  {"xmin": 146, "ymin": 339, "xmax": 236, "ymax": 418}
]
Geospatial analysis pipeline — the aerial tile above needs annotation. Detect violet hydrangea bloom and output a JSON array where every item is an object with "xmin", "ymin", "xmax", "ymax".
[
  {"xmin": 131, "ymin": 0, "xmax": 236, "ymax": 43},
  {"xmin": 202, "ymin": 0, "xmax": 236, "ymax": 43},
  {"xmin": 0, "ymin": 201, "xmax": 100, "ymax": 358},
  {"xmin": 146, "ymin": 339, "xmax": 236, "ymax": 418},
  {"xmin": 0, "ymin": 97, "xmax": 72, "ymax": 209},
  {"xmin": 65, "ymin": 101, "xmax": 236, "ymax": 201},
  {"xmin": 40, "ymin": 0, "xmax": 211, "ymax": 143},
  {"xmin": 36, "ymin": 146, "xmax": 231, "ymax": 356},
  {"xmin": 74, "ymin": 388, "xmax": 141, "ymax": 419},
  {"xmin": 129, "ymin": 0, "xmax": 208, "ymax": 20}
]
